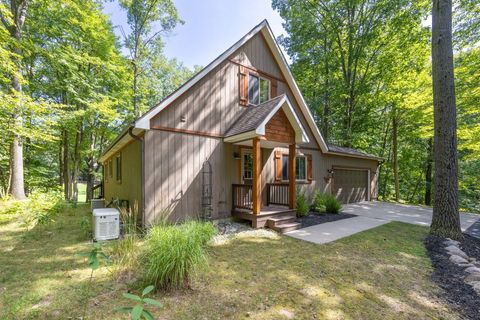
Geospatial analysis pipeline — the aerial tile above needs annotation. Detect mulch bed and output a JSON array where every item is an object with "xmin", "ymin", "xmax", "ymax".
[
  {"xmin": 296, "ymin": 212, "xmax": 357, "ymax": 228},
  {"xmin": 425, "ymin": 234, "xmax": 480, "ymax": 320}
]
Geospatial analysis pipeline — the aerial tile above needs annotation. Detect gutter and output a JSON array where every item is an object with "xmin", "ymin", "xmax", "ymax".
[{"xmin": 128, "ymin": 127, "xmax": 146, "ymax": 228}]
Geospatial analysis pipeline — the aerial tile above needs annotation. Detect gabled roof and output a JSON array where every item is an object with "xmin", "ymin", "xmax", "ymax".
[
  {"xmin": 101, "ymin": 19, "xmax": 381, "ymax": 163},
  {"xmin": 224, "ymin": 94, "xmax": 309, "ymax": 144}
]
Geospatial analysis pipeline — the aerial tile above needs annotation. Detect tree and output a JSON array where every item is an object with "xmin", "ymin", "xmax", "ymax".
[
  {"xmin": 430, "ymin": 0, "xmax": 463, "ymax": 239},
  {"xmin": 118, "ymin": 0, "xmax": 182, "ymax": 118},
  {"xmin": 0, "ymin": 0, "xmax": 29, "ymax": 199}
]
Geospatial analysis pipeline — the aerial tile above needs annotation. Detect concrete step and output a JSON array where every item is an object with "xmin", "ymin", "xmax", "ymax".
[
  {"xmin": 271, "ymin": 222, "xmax": 302, "ymax": 234},
  {"xmin": 267, "ymin": 216, "xmax": 296, "ymax": 229}
]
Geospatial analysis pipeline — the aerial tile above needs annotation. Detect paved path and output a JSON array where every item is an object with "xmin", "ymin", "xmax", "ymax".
[{"xmin": 286, "ymin": 201, "xmax": 480, "ymax": 244}]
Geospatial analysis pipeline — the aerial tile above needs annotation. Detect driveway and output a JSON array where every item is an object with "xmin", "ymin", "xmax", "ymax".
[{"xmin": 286, "ymin": 201, "xmax": 480, "ymax": 244}]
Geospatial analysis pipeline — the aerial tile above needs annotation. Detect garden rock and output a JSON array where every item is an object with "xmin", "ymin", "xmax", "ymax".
[
  {"xmin": 444, "ymin": 239, "xmax": 460, "ymax": 247},
  {"xmin": 465, "ymin": 273, "xmax": 480, "ymax": 284},
  {"xmin": 471, "ymin": 282, "xmax": 480, "ymax": 293},
  {"xmin": 449, "ymin": 255, "xmax": 469, "ymax": 265},
  {"xmin": 464, "ymin": 266, "xmax": 480, "ymax": 274},
  {"xmin": 445, "ymin": 245, "xmax": 469, "ymax": 260},
  {"xmin": 278, "ymin": 309, "xmax": 295, "ymax": 319}
]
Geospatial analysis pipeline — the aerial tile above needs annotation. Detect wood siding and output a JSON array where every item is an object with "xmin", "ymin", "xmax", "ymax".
[
  {"xmin": 103, "ymin": 140, "xmax": 142, "ymax": 214},
  {"xmin": 265, "ymin": 109, "xmax": 295, "ymax": 144}
]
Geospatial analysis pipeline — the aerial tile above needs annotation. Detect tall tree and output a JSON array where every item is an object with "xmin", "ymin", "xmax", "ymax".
[
  {"xmin": 119, "ymin": 0, "xmax": 182, "ymax": 118},
  {"xmin": 0, "ymin": 0, "xmax": 29, "ymax": 199},
  {"xmin": 430, "ymin": 0, "xmax": 462, "ymax": 239}
]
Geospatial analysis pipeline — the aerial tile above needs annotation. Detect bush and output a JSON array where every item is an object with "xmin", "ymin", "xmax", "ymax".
[
  {"xmin": 142, "ymin": 220, "xmax": 216, "ymax": 290},
  {"xmin": 296, "ymin": 188, "xmax": 310, "ymax": 217},
  {"xmin": 312, "ymin": 191, "xmax": 342, "ymax": 214},
  {"xmin": 1, "ymin": 190, "xmax": 65, "ymax": 229},
  {"xmin": 324, "ymin": 195, "xmax": 342, "ymax": 214}
]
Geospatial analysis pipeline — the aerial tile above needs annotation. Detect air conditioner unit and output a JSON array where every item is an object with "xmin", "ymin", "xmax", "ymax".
[
  {"xmin": 92, "ymin": 208, "xmax": 120, "ymax": 241},
  {"xmin": 91, "ymin": 199, "xmax": 105, "ymax": 210}
]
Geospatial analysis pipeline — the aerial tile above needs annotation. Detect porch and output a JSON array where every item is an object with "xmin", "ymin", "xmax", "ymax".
[
  {"xmin": 224, "ymin": 95, "xmax": 309, "ymax": 231},
  {"xmin": 231, "ymin": 182, "xmax": 298, "ymax": 231}
]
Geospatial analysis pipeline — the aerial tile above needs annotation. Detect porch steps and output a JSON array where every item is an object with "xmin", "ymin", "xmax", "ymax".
[{"xmin": 267, "ymin": 216, "xmax": 301, "ymax": 233}]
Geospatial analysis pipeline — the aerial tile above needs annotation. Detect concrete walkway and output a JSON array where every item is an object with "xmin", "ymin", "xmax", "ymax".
[
  {"xmin": 286, "ymin": 201, "xmax": 480, "ymax": 244},
  {"xmin": 286, "ymin": 216, "xmax": 389, "ymax": 244}
]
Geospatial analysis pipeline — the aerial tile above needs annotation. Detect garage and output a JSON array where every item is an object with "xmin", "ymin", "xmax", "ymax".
[{"xmin": 332, "ymin": 168, "xmax": 369, "ymax": 204}]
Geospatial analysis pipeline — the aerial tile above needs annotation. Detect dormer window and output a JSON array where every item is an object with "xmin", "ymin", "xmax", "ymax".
[{"xmin": 248, "ymin": 74, "xmax": 270, "ymax": 105}]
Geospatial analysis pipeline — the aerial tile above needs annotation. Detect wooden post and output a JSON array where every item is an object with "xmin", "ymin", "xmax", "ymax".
[
  {"xmin": 252, "ymin": 138, "xmax": 261, "ymax": 215},
  {"xmin": 289, "ymin": 144, "xmax": 296, "ymax": 209}
]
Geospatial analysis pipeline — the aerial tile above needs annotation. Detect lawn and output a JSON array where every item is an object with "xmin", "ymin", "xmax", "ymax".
[{"xmin": 0, "ymin": 204, "xmax": 459, "ymax": 319}]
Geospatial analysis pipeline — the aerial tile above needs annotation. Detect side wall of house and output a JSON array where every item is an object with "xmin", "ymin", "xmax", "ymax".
[
  {"xmin": 103, "ymin": 140, "xmax": 142, "ymax": 214},
  {"xmin": 143, "ymin": 130, "xmax": 236, "ymax": 225}
]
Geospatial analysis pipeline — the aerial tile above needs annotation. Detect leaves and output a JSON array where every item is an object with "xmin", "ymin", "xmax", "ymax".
[{"xmin": 115, "ymin": 285, "xmax": 162, "ymax": 320}]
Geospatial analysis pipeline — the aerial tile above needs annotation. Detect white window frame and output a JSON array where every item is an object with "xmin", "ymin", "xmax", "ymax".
[
  {"xmin": 281, "ymin": 154, "xmax": 307, "ymax": 182},
  {"xmin": 241, "ymin": 149, "xmax": 253, "ymax": 183},
  {"xmin": 248, "ymin": 73, "xmax": 270, "ymax": 105}
]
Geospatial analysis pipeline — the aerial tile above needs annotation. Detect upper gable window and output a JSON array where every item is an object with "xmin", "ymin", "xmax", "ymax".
[{"xmin": 248, "ymin": 74, "xmax": 270, "ymax": 105}]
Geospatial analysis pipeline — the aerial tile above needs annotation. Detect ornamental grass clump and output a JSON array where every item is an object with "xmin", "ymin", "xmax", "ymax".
[
  {"xmin": 142, "ymin": 220, "xmax": 216, "ymax": 290},
  {"xmin": 313, "ymin": 191, "xmax": 342, "ymax": 214}
]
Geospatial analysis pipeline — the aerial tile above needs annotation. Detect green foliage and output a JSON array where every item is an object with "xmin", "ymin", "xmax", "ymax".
[
  {"xmin": 142, "ymin": 220, "xmax": 216, "ymax": 290},
  {"xmin": 0, "ymin": 190, "xmax": 65, "ymax": 229},
  {"xmin": 312, "ymin": 191, "xmax": 327, "ymax": 214},
  {"xmin": 80, "ymin": 215, "xmax": 92, "ymax": 239},
  {"xmin": 114, "ymin": 285, "xmax": 163, "ymax": 320},
  {"xmin": 295, "ymin": 188, "xmax": 310, "ymax": 217},
  {"xmin": 313, "ymin": 191, "xmax": 342, "ymax": 214},
  {"xmin": 77, "ymin": 242, "xmax": 110, "ymax": 271}
]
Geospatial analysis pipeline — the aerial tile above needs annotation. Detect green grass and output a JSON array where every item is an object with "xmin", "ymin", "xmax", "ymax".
[
  {"xmin": 77, "ymin": 183, "xmax": 87, "ymax": 203},
  {"xmin": 0, "ymin": 203, "xmax": 459, "ymax": 319}
]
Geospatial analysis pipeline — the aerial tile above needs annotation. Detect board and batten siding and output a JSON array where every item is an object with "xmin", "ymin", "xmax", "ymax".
[
  {"xmin": 103, "ymin": 140, "xmax": 142, "ymax": 215},
  {"xmin": 143, "ymin": 130, "xmax": 237, "ymax": 225}
]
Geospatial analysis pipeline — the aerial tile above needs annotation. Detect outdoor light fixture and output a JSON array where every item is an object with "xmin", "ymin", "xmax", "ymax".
[{"xmin": 233, "ymin": 152, "xmax": 241, "ymax": 159}]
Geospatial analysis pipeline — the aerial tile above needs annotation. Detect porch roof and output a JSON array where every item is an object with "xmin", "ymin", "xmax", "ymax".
[{"xmin": 224, "ymin": 94, "xmax": 309, "ymax": 144}]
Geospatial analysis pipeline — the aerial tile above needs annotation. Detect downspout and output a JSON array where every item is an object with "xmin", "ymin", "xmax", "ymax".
[{"xmin": 128, "ymin": 127, "xmax": 146, "ymax": 229}]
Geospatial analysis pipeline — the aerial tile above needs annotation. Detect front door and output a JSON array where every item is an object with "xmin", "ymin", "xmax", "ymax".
[{"xmin": 241, "ymin": 149, "xmax": 253, "ymax": 185}]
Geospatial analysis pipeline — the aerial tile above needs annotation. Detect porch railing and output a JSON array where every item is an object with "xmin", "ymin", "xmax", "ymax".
[
  {"xmin": 92, "ymin": 182, "xmax": 104, "ymax": 199},
  {"xmin": 266, "ymin": 183, "xmax": 289, "ymax": 206},
  {"xmin": 232, "ymin": 184, "xmax": 253, "ymax": 210}
]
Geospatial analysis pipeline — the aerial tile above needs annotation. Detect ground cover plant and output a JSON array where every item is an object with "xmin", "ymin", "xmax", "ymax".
[{"xmin": 0, "ymin": 202, "xmax": 463, "ymax": 319}]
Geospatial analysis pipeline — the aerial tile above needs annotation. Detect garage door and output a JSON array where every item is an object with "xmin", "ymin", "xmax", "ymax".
[{"xmin": 332, "ymin": 169, "xmax": 369, "ymax": 204}]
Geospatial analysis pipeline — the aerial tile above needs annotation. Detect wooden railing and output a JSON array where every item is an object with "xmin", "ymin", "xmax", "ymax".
[
  {"xmin": 92, "ymin": 182, "xmax": 104, "ymax": 199},
  {"xmin": 232, "ymin": 184, "xmax": 253, "ymax": 210},
  {"xmin": 266, "ymin": 183, "xmax": 289, "ymax": 206}
]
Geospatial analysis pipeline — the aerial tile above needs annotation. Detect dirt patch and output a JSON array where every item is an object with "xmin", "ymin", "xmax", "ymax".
[
  {"xmin": 425, "ymin": 235, "xmax": 480, "ymax": 320},
  {"xmin": 296, "ymin": 212, "xmax": 356, "ymax": 228}
]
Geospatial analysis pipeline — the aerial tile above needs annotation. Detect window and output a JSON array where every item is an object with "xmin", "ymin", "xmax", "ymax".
[
  {"xmin": 108, "ymin": 159, "xmax": 113, "ymax": 178},
  {"xmin": 104, "ymin": 162, "xmax": 108, "ymax": 182},
  {"xmin": 281, "ymin": 155, "xmax": 307, "ymax": 181},
  {"xmin": 243, "ymin": 152, "xmax": 253, "ymax": 181},
  {"xmin": 248, "ymin": 74, "xmax": 270, "ymax": 105},
  {"xmin": 115, "ymin": 153, "xmax": 122, "ymax": 182},
  {"xmin": 296, "ymin": 156, "xmax": 306, "ymax": 180}
]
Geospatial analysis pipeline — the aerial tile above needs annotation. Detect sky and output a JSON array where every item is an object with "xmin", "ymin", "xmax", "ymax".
[{"xmin": 102, "ymin": 0, "xmax": 288, "ymax": 69}]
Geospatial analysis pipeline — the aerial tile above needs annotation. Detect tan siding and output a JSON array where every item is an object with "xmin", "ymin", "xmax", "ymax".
[
  {"xmin": 103, "ymin": 140, "xmax": 142, "ymax": 214},
  {"xmin": 144, "ymin": 130, "xmax": 235, "ymax": 225}
]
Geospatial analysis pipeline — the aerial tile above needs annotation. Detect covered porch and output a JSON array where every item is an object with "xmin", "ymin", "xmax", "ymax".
[{"xmin": 224, "ymin": 94, "xmax": 309, "ymax": 229}]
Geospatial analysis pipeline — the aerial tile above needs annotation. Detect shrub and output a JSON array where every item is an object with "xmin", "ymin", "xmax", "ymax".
[
  {"xmin": 312, "ymin": 191, "xmax": 327, "ymax": 213},
  {"xmin": 296, "ymin": 188, "xmax": 310, "ymax": 217},
  {"xmin": 324, "ymin": 195, "xmax": 342, "ymax": 213},
  {"xmin": 142, "ymin": 220, "xmax": 216, "ymax": 290},
  {"xmin": 313, "ymin": 191, "xmax": 342, "ymax": 214}
]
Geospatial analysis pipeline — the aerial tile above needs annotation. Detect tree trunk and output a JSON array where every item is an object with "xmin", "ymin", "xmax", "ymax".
[
  {"xmin": 425, "ymin": 137, "xmax": 433, "ymax": 205},
  {"xmin": 72, "ymin": 125, "xmax": 83, "ymax": 203},
  {"xmin": 62, "ymin": 129, "xmax": 70, "ymax": 200},
  {"xmin": 392, "ymin": 106, "xmax": 400, "ymax": 201},
  {"xmin": 430, "ymin": 0, "xmax": 462, "ymax": 240},
  {"xmin": 6, "ymin": 1, "xmax": 29, "ymax": 200}
]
